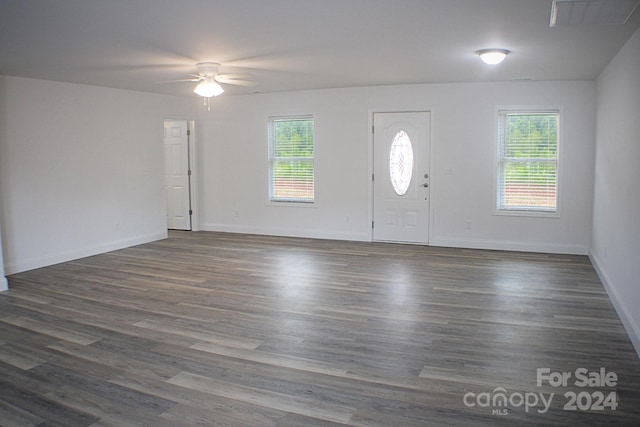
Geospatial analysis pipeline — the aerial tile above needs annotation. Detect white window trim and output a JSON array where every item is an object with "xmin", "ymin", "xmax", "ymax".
[
  {"xmin": 492, "ymin": 106, "xmax": 562, "ymax": 219},
  {"xmin": 267, "ymin": 114, "xmax": 316, "ymax": 206}
]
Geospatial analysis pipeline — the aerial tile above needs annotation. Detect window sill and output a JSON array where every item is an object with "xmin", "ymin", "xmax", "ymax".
[
  {"xmin": 493, "ymin": 209, "xmax": 560, "ymax": 219},
  {"xmin": 267, "ymin": 200, "xmax": 317, "ymax": 208}
]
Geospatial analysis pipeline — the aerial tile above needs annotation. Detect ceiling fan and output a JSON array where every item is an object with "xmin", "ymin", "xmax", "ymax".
[{"xmin": 170, "ymin": 62, "xmax": 257, "ymax": 110}]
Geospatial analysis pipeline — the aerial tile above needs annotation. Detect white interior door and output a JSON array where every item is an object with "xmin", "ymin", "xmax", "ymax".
[
  {"xmin": 164, "ymin": 120, "xmax": 191, "ymax": 230},
  {"xmin": 373, "ymin": 112, "xmax": 430, "ymax": 243}
]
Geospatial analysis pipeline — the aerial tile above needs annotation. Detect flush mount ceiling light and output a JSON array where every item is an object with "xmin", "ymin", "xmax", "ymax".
[{"xmin": 476, "ymin": 49, "xmax": 511, "ymax": 65}]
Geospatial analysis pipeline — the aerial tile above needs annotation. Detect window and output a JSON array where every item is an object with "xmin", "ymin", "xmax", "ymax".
[
  {"xmin": 268, "ymin": 115, "xmax": 314, "ymax": 203},
  {"xmin": 389, "ymin": 130, "xmax": 414, "ymax": 196},
  {"xmin": 496, "ymin": 110, "xmax": 559, "ymax": 214}
]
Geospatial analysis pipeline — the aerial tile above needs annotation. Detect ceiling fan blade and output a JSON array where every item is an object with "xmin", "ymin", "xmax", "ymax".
[
  {"xmin": 215, "ymin": 73, "xmax": 253, "ymax": 80},
  {"xmin": 215, "ymin": 75, "xmax": 257, "ymax": 86},
  {"xmin": 155, "ymin": 78, "xmax": 200, "ymax": 84}
]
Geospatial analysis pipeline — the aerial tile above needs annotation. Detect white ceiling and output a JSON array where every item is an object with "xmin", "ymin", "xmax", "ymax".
[{"xmin": 1, "ymin": 0, "xmax": 639, "ymax": 97}]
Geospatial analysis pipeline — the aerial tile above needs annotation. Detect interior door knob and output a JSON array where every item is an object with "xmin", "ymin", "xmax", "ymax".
[{"xmin": 422, "ymin": 183, "xmax": 429, "ymax": 187}]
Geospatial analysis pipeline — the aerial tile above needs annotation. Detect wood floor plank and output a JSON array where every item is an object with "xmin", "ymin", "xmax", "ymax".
[
  {"xmin": 0, "ymin": 230, "xmax": 639, "ymax": 425},
  {"xmin": 166, "ymin": 371, "xmax": 357, "ymax": 424},
  {"xmin": 158, "ymin": 402, "xmax": 281, "ymax": 427},
  {"xmin": 191, "ymin": 341, "xmax": 349, "ymax": 376},
  {"xmin": 0, "ymin": 377, "xmax": 100, "ymax": 427},
  {"xmin": 133, "ymin": 318, "xmax": 262, "ymax": 350},
  {"xmin": 0, "ymin": 399, "xmax": 46, "ymax": 427},
  {"xmin": 109, "ymin": 371, "xmax": 289, "ymax": 426},
  {"xmin": 0, "ymin": 341, "xmax": 51, "ymax": 370},
  {"xmin": 1, "ymin": 315, "xmax": 100, "ymax": 346}
]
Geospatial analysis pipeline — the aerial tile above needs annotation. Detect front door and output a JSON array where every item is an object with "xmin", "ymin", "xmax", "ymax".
[
  {"xmin": 164, "ymin": 120, "xmax": 191, "ymax": 230},
  {"xmin": 373, "ymin": 112, "xmax": 430, "ymax": 244}
]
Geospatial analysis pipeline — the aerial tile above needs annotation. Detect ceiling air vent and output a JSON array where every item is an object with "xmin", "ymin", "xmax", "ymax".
[{"xmin": 550, "ymin": 0, "xmax": 640, "ymax": 26}]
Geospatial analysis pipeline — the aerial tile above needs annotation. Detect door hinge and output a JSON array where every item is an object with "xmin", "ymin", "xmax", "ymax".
[
  {"xmin": 189, "ymin": 210, "xmax": 193, "ymax": 216},
  {"xmin": 372, "ymin": 221, "xmax": 374, "ymax": 229},
  {"xmin": 187, "ymin": 129, "xmax": 191, "ymax": 136},
  {"xmin": 188, "ymin": 170, "xmax": 192, "ymax": 176},
  {"xmin": 372, "ymin": 173, "xmax": 374, "ymax": 181},
  {"xmin": 372, "ymin": 125, "xmax": 375, "ymax": 134}
]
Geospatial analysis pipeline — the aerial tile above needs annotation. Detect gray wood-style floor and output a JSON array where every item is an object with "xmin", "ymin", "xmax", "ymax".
[{"xmin": 1, "ymin": 231, "xmax": 639, "ymax": 426}]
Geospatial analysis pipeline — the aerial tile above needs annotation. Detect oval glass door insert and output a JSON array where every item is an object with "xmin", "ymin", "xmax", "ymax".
[{"xmin": 389, "ymin": 130, "xmax": 414, "ymax": 195}]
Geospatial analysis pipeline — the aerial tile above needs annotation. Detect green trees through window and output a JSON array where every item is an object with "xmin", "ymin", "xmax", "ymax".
[
  {"xmin": 497, "ymin": 111, "xmax": 559, "ymax": 212},
  {"xmin": 268, "ymin": 116, "xmax": 314, "ymax": 202}
]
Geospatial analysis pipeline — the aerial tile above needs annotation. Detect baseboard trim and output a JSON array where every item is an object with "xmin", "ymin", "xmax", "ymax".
[
  {"xmin": 202, "ymin": 223, "xmax": 370, "ymax": 243},
  {"xmin": 429, "ymin": 237, "xmax": 589, "ymax": 255},
  {"xmin": 201, "ymin": 226, "xmax": 590, "ymax": 255},
  {"xmin": 589, "ymin": 249, "xmax": 640, "ymax": 359},
  {"xmin": 4, "ymin": 230, "xmax": 168, "ymax": 275}
]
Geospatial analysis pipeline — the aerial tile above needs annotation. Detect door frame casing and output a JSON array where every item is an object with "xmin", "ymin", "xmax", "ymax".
[
  {"xmin": 368, "ymin": 108, "xmax": 434, "ymax": 243},
  {"xmin": 163, "ymin": 118, "xmax": 199, "ymax": 231}
]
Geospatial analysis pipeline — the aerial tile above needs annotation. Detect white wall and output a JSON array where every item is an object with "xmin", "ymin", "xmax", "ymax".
[
  {"xmin": 0, "ymin": 223, "xmax": 7, "ymax": 291},
  {"xmin": 0, "ymin": 76, "xmax": 598, "ymax": 277},
  {"xmin": 0, "ymin": 75, "xmax": 198, "ymax": 274},
  {"xmin": 591, "ymin": 27, "xmax": 640, "ymax": 355},
  {"xmin": 199, "ymin": 80, "xmax": 596, "ymax": 254}
]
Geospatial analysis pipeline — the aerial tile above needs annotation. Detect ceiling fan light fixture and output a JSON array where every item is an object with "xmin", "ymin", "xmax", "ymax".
[
  {"xmin": 476, "ymin": 48, "xmax": 510, "ymax": 65},
  {"xmin": 194, "ymin": 78, "xmax": 224, "ymax": 97}
]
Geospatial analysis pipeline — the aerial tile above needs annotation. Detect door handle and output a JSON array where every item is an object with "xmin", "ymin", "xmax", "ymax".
[{"xmin": 422, "ymin": 183, "xmax": 429, "ymax": 188}]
